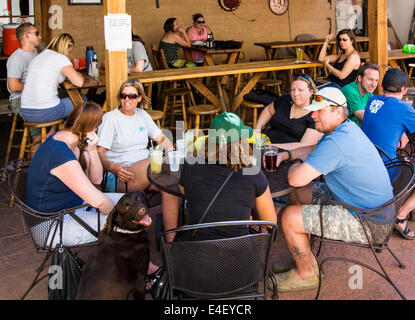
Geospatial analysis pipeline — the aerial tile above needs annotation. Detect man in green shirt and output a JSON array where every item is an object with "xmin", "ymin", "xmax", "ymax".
[{"xmin": 341, "ymin": 62, "xmax": 380, "ymax": 125}]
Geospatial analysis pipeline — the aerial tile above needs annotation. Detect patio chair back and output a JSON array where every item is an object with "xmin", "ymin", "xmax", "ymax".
[
  {"xmin": 313, "ymin": 159, "xmax": 415, "ymax": 300},
  {"xmin": 161, "ymin": 220, "xmax": 277, "ymax": 300},
  {"xmin": 151, "ymin": 44, "xmax": 169, "ymax": 70}
]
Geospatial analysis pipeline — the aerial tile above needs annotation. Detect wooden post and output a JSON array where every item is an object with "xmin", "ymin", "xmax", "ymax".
[
  {"xmin": 368, "ymin": 0, "xmax": 388, "ymax": 93},
  {"xmin": 103, "ymin": 0, "xmax": 128, "ymax": 111}
]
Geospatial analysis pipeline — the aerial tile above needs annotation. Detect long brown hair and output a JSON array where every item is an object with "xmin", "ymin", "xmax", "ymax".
[
  {"xmin": 336, "ymin": 29, "xmax": 358, "ymax": 54},
  {"xmin": 63, "ymin": 102, "xmax": 103, "ymax": 170}
]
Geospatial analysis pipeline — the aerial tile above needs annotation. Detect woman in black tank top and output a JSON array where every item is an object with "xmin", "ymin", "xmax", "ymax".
[{"xmin": 318, "ymin": 29, "xmax": 361, "ymax": 88}]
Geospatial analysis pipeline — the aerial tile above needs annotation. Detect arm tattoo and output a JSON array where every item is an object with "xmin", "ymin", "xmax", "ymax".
[{"xmin": 291, "ymin": 245, "xmax": 307, "ymax": 259}]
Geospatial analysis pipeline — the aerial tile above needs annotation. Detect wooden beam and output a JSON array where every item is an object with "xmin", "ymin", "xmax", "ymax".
[
  {"xmin": 103, "ymin": 0, "xmax": 128, "ymax": 111},
  {"xmin": 368, "ymin": 0, "xmax": 388, "ymax": 93}
]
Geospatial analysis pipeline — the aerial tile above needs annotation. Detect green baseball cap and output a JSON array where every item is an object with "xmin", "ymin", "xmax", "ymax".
[{"xmin": 208, "ymin": 112, "xmax": 253, "ymax": 144}]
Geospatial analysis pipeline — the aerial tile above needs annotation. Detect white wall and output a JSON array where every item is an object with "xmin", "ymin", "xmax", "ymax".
[{"xmin": 388, "ymin": 0, "xmax": 415, "ymax": 44}]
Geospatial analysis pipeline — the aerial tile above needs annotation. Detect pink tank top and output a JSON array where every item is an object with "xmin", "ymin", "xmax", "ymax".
[{"xmin": 190, "ymin": 26, "xmax": 208, "ymax": 62}]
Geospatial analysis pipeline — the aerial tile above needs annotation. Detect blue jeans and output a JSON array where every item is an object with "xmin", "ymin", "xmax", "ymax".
[{"xmin": 21, "ymin": 95, "xmax": 86, "ymax": 122}]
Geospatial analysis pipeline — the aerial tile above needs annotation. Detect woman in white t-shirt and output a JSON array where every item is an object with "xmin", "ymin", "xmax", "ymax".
[
  {"xmin": 97, "ymin": 79, "xmax": 179, "ymax": 287},
  {"xmin": 21, "ymin": 33, "xmax": 84, "ymax": 122}
]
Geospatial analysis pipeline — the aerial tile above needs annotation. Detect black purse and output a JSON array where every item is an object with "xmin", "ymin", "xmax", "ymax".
[
  {"xmin": 47, "ymin": 212, "xmax": 94, "ymax": 300},
  {"xmin": 151, "ymin": 170, "xmax": 234, "ymax": 300}
]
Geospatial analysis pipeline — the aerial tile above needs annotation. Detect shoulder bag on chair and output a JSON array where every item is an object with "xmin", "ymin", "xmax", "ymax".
[
  {"xmin": 48, "ymin": 212, "xmax": 98, "ymax": 300},
  {"xmin": 151, "ymin": 169, "xmax": 234, "ymax": 300}
]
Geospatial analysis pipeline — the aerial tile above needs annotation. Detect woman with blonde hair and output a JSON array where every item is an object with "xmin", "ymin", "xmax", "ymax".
[
  {"xmin": 21, "ymin": 33, "xmax": 84, "ymax": 122},
  {"xmin": 26, "ymin": 102, "xmax": 122, "ymax": 247}
]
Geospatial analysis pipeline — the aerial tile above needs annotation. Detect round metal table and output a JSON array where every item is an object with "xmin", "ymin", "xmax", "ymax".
[{"xmin": 147, "ymin": 160, "xmax": 296, "ymax": 198}]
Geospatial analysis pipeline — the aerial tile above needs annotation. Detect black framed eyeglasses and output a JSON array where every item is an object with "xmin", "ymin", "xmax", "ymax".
[
  {"xmin": 312, "ymin": 94, "xmax": 345, "ymax": 107},
  {"xmin": 120, "ymin": 93, "xmax": 139, "ymax": 100},
  {"xmin": 196, "ymin": 20, "xmax": 205, "ymax": 24}
]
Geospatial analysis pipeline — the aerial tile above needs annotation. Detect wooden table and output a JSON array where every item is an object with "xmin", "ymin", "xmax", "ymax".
[
  {"xmin": 360, "ymin": 49, "xmax": 415, "ymax": 73},
  {"xmin": 147, "ymin": 160, "xmax": 295, "ymax": 198},
  {"xmin": 184, "ymin": 45, "xmax": 243, "ymax": 67},
  {"xmin": 131, "ymin": 59, "xmax": 322, "ymax": 112},
  {"xmin": 62, "ymin": 73, "xmax": 106, "ymax": 108},
  {"xmin": 255, "ymin": 37, "xmax": 369, "ymax": 61}
]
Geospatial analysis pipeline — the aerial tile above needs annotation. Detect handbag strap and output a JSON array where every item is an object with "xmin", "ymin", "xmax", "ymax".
[
  {"xmin": 69, "ymin": 212, "xmax": 99, "ymax": 238},
  {"xmin": 190, "ymin": 169, "xmax": 234, "ymax": 239}
]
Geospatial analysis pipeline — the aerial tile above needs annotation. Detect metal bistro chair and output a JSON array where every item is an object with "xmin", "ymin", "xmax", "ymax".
[
  {"xmin": 4, "ymin": 160, "xmax": 101, "ymax": 300},
  {"xmin": 161, "ymin": 220, "xmax": 277, "ymax": 300},
  {"xmin": 312, "ymin": 160, "xmax": 415, "ymax": 300}
]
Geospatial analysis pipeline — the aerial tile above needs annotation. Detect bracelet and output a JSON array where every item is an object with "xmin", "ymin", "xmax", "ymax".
[
  {"xmin": 292, "ymin": 158, "xmax": 304, "ymax": 164},
  {"xmin": 285, "ymin": 150, "xmax": 292, "ymax": 161}
]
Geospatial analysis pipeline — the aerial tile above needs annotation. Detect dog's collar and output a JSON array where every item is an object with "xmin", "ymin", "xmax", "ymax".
[{"xmin": 112, "ymin": 226, "xmax": 144, "ymax": 235}]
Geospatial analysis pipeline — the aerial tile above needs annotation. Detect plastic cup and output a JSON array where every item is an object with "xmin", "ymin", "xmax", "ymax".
[
  {"xmin": 176, "ymin": 139, "xmax": 187, "ymax": 158},
  {"xmin": 150, "ymin": 149, "xmax": 163, "ymax": 173},
  {"xmin": 264, "ymin": 146, "xmax": 278, "ymax": 172},
  {"xmin": 71, "ymin": 58, "xmax": 80, "ymax": 70},
  {"xmin": 168, "ymin": 151, "xmax": 181, "ymax": 172},
  {"xmin": 296, "ymin": 48, "xmax": 304, "ymax": 62}
]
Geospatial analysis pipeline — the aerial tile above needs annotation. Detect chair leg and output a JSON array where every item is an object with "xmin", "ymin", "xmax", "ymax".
[
  {"xmin": 18, "ymin": 127, "xmax": 29, "ymax": 160},
  {"xmin": 5, "ymin": 114, "xmax": 18, "ymax": 165},
  {"xmin": 181, "ymin": 94, "xmax": 187, "ymax": 130},
  {"xmin": 386, "ymin": 246, "xmax": 406, "ymax": 269},
  {"xmin": 194, "ymin": 115, "xmax": 200, "ymax": 140},
  {"xmin": 253, "ymin": 108, "xmax": 258, "ymax": 129}
]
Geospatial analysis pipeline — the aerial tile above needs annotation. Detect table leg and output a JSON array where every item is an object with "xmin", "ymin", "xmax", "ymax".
[
  {"xmin": 232, "ymin": 72, "xmax": 264, "ymax": 112},
  {"xmin": 66, "ymin": 88, "xmax": 86, "ymax": 108},
  {"xmin": 221, "ymin": 52, "xmax": 239, "ymax": 85},
  {"xmin": 216, "ymin": 77, "xmax": 228, "ymax": 112},
  {"xmin": 186, "ymin": 78, "xmax": 222, "ymax": 107},
  {"xmin": 271, "ymin": 48, "xmax": 279, "ymax": 60}
]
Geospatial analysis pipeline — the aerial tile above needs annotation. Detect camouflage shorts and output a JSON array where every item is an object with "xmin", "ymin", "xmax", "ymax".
[{"xmin": 302, "ymin": 182, "xmax": 369, "ymax": 244}]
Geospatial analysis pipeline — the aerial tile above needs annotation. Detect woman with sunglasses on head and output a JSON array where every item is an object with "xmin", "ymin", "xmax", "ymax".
[
  {"xmin": 160, "ymin": 17, "xmax": 191, "ymax": 68},
  {"xmin": 21, "ymin": 33, "xmax": 84, "ymax": 123},
  {"xmin": 25, "ymin": 102, "xmax": 122, "ymax": 247},
  {"xmin": 318, "ymin": 29, "xmax": 361, "ymax": 88},
  {"xmin": 186, "ymin": 13, "xmax": 212, "ymax": 64},
  {"xmin": 254, "ymin": 75, "xmax": 324, "ymax": 151}
]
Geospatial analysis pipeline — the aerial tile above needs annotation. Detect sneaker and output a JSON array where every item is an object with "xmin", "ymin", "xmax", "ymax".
[{"xmin": 269, "ymin": 269, "xmax": 319, "ymax": 293}]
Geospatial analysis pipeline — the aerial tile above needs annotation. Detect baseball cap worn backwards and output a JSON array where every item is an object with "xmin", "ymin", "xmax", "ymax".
[
  {"xmin": 382, "ymin": 68, "xmax": 408, "ymax": 93},
  {"xmin": 208, "ymin": 112, "xmax": 253, "ymax": 144},
  {"xmin": 305, "ymin": 87, "xmax": 348, "ymax": 111}
]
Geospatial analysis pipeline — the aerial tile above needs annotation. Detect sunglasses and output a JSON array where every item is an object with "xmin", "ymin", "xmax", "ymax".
[
  {"xmin": 28, "ymin": 31, "xmax": 40, "ymax": 36},
  {"xmin": 312, "ymin": 94, "xmax": 345, "ymax": 107},
  {"xmin": 196, "ymin": 20, "xmax": 205, "ymax": 24},
  {"xmin": 339, "ymin": 37, "xmax": 349, "ymax": 42},
  {"xmin": 120, "ymin": 93, "xmax": 139, "ymax": 100}
]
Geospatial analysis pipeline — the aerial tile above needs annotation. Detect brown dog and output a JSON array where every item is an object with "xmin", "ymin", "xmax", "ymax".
[{"xmin": 76, "ymin": 191, "xmax": 152, "ymax": 300}]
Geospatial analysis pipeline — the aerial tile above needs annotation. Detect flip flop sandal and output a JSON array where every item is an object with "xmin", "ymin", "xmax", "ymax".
[
  {"xmin": 394, "ymin": 217, "xmax": 415, "ymax": 240},
  {"xmin": 146, "ymin": 266, "xmax": 162, "ymax": 292}
]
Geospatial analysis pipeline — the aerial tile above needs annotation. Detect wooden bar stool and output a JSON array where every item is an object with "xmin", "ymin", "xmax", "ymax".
[
  {"xmin": 5, "ymin": 113, "xmax": 24, "ymax": 165},
  {"xmin": 408, "ymin": 63, "xmax": 415, "ymax": 86},
  {"xmin": 240, "ymin": 100, "xmax": 265, "ymax": 128},
  {"xmin": 18, "ymin": 119, "xmax": 64, "ymax": 160},
  {"xmin": 161, "ymin": 87, "xmax": 193, "ymax": 130},
  {"xmin": 257, "ymin": 79, "xmax": 283, "ymax": 96},
  {"xmin": 187, "ymin": 105, "xmax": 221, "ymax": 138},
  {"xmin": 146, "ymin": 109, "xmax": 164, "ymax": 128}
]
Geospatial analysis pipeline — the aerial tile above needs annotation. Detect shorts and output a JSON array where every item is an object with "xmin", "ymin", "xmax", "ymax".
[{"xmin": 302, "ymin": 182, "xmax": 369, "ymax": 244}]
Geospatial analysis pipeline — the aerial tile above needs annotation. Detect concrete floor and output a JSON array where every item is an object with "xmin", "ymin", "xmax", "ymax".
[{"xmin": 0, "ymin": 114, "xmax": 414, "ymax": 300}]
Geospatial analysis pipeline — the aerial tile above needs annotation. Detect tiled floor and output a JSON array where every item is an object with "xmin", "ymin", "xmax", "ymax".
[{"xmin": 0, "ymin": 114, "xmax": 415, "ymax": 300}]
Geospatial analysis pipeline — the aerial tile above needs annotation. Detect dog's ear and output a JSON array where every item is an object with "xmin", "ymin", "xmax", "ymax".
[{"xmin": 106, "ymin": 205, "xmax": 119, "ymax": 233}]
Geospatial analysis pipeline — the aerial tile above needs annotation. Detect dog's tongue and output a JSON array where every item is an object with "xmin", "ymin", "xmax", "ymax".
[{"xmin": 133, "ymin": 214, "xmax": 152, "ymax": 227}]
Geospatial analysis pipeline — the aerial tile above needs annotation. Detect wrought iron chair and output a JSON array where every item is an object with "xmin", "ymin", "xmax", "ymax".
[
  {"xmin": 4, "ymin": 160, "xmax": 101, "ymax": 299},
  {"xmin": 160, "ymin": 220, "xmax": 277, "ymax": 300},
  {"xmin": 312, "ymin": 160, "xmax": 415, "ymax": 300}
]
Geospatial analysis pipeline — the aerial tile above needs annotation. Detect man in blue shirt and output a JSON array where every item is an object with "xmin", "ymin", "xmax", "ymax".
[
  {"xmin": 361, "ymin": 68, "xmax": 415, "ymax": 240},
  {"xmin": 268, "ymin": 87, "xmax": 393, "ymax": 293}
]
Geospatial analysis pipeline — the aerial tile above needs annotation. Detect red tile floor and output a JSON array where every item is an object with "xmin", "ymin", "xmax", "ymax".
[{"xmin": 0, "ymin": 114, "xmax": 414, "ymax": 300}]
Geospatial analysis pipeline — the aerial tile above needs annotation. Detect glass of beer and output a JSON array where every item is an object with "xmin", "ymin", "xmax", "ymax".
[
  {"xmin": 264, "ymin": 146, "xmax": 278, "ymax": 172},
  {"xmin": 150, "ymin": 149, "xmax": 163, "ymax": 173},
  {"xmin": 296, "ymin": 48, "xmax": 304, "ymax": 62}
]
